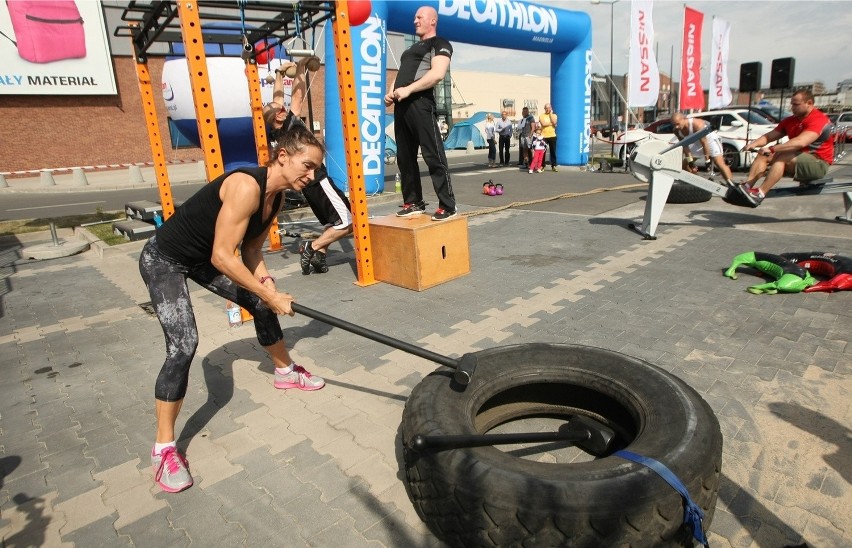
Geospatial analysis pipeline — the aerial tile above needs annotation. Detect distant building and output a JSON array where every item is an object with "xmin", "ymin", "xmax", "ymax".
[
  {"xmin": 447, "ymin": 70, "xmax": 549, "ymax": 121},
  {"xmin": 756, "ymin": 81, "xmax": 851, "ymax": 113}
]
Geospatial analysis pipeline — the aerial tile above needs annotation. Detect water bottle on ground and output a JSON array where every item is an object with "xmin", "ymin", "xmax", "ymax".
[
  {"xmin": 227, "ymin": 302, "xmax": 242, "ymax": 327},
  {"xmin": 395, "ymin": 173, "xmax": 401, "ymax": 193}
]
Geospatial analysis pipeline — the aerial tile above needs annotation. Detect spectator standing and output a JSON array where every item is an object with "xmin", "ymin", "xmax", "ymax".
[
  {"xmin": 384, "ymin": 5, "xmax": 457, "ymax": 221},
  {"xmin": 517, "ymin": 106, "xmax": 536, "ymax": 168},
  {"xmin": 484, "ymin": 113, "xmax": 497, "ymax": 167},
  {"xmin": 495, "ymin": 110, "xmax": 513, "ymax": 166},
  {"xmin": 539, "ymin": 103, "xmax": 558, "ymax": 171}
]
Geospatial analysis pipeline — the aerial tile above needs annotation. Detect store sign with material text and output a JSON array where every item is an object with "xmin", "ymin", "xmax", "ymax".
[{"xmin": 0, "ymin": 0, "xmax": 117, "ymax": 95}]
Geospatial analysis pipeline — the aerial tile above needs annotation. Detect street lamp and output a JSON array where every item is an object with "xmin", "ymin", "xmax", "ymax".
[{"xmin": 591, "ymin": 0, "xmax": 619, "ymax": 156}]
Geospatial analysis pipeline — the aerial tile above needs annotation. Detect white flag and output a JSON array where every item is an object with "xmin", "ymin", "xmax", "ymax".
[
  {"xmin": 628, "ymin": 0, "xmax": 660, "ymax": 107},
  {"xmin": 709, "ymin": 17, "xmax": 732, "ymax": 109}
]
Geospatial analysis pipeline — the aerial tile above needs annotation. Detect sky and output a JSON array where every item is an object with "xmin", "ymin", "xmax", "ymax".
[{"xmin": 449, "ymin": 0, "xmax": 852, "ymax": 91}]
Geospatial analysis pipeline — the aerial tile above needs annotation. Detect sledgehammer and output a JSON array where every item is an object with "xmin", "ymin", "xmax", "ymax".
[{"xmin": 291, "ymin": 303, "xmax": 478, "ymax": 385}]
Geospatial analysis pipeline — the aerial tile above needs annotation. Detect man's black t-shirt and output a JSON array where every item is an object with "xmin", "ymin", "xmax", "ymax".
[{"xmin": 394, "ymin": 36, "xmax": 452, "ymax": 102}]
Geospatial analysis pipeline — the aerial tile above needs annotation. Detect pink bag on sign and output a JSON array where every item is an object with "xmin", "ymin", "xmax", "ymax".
[{"xmin": 5, "ymin": 0, "xmax": 86, "ymax": 63}]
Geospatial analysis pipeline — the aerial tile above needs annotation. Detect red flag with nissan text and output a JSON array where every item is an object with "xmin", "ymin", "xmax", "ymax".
[{"xmin": 679, "ymin": 7, "xmax": 704, "ymax": 110}]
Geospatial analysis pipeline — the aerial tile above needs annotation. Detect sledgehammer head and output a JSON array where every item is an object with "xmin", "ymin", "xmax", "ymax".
[
  {"xmin": 562, "ymin": 415, "xmax": 616, "ymax": 457},
  {"xmin": 453, "ymin": 353, "xmax": 477, "ymax": 386}
]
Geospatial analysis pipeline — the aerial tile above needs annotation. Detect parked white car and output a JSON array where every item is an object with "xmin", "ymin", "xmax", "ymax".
[
  {"xmin": 614, "ymin": 108, "xmax": 780, "ymax": 171},
  {"xmin": 829, "ymin": 111, "xmax": 852, "ymax": 143}
]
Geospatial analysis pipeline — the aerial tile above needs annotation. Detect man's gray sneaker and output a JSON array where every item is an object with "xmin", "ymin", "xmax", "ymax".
[
  {"xmin": 310, "ymin": 251, "xmax": 329, "ymax": 273},
  {"xmin": 300, "ymin": 241, "xmax": 316, "ymax": 275}
]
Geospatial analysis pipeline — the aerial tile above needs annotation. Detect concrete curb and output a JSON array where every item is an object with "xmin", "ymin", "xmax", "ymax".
[{"xmin": 74, "ymin": 226, "xmax": 148, "ymax": 259}]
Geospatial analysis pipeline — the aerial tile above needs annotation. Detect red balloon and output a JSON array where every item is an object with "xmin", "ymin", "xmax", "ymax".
[
  {"xmin": 348, "ymin": 0, "xmax": 372, "ymax": 26},
  {"xmin": 254, "ymin": 41, "xmax": 275, "ymax": 65}
]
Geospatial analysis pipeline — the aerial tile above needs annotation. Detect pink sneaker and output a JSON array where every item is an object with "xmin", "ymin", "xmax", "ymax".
[
  {"xmin": 274, "ymin": 364, "xmax": 325, "ymax": 391},
  {"xmin": 152, "ymin": 446, "xmax": 193, "ymax": 493}
]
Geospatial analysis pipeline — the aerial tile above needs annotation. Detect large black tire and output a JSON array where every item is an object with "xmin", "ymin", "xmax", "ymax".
[
  {"xmin": 667, "ymin": 182, "xmax": 713, "ymax": 204},
  {"xmin": 619, "ymin": 142, "xmax": 637, "ymax": 168},
  {"xmin": 401, "ymin": 344, "xmax": 722, "ymax": 547}
]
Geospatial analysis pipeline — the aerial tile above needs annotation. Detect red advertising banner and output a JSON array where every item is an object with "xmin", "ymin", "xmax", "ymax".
[{"xmin": 679, "ymin": 7, "xmax": 704, "ymax": 110}]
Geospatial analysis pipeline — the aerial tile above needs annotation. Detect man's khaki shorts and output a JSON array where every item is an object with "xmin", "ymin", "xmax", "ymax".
[{"xmin": 795, "ymin": 152, "xmax": 829, "ymax": 182}]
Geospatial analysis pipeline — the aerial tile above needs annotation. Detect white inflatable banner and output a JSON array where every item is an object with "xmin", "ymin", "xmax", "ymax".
[
  {"xmin": 627, "ymin": 0, "xmax": 659, "ymax": 108},
  {"xmin": 709, "ymin": 17, "xmax": 732, "ymax": 110}
]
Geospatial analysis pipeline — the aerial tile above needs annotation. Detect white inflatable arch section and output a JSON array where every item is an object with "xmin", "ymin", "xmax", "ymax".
[{"xmin": 325, "ymin": 0, "xmax": 593, "ymax": 193}]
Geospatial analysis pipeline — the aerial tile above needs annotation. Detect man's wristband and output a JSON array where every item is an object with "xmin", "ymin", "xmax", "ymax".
[{"xmin": 259, "ymin": 276, "xmax": 275, "ymax": 284}]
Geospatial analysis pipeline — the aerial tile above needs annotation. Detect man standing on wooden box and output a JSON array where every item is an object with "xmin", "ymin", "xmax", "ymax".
[{"xmin": 384, "ymin": 5, "xmax": 457, "ymax": 221}]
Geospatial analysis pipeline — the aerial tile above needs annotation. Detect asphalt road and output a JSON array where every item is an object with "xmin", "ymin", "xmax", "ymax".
[{"xmin": 0, "ymin": 184, "xmax": 207, "ymax": 221}]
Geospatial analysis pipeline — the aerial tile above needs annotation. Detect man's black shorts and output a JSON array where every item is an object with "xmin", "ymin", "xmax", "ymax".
[{"xmin": 301, "ymin": 166, "xmax": 352, "ymax": 228}]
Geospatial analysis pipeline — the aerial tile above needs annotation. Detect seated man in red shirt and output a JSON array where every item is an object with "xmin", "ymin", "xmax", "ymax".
[{"xmin": 735, "ymin": 89, "xmax": 834, "ymax": 207}]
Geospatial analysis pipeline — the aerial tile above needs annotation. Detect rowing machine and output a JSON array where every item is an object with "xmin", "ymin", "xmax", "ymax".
[{"xmin": 627, "ymin": 128, "xmax": 729, "ymax": 239}]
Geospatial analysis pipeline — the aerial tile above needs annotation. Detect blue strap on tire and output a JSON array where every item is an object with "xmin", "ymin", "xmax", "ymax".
[{"xmin": 614, "ymin": 450, "xmax": 709, "ymax": 547}]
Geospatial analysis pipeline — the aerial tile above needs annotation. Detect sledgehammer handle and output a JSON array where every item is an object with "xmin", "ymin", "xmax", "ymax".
[{"xmin": 291, "ymin": 303, "xmax": 460, "ymax": 370}]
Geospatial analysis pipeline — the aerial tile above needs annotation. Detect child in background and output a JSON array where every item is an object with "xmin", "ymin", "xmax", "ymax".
[{"xmin": 528, "ymin": 125, "xmax": 548, "ymax": 173}]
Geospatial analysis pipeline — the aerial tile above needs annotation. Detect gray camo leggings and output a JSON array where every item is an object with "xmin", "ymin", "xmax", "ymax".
[{"xmin": 139, "ymin": 237, "xmax": 283, "ymax": 401}]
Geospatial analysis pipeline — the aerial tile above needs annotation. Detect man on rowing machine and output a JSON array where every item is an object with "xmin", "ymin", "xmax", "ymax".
[{"xmin": 734, "ymin": 90, "xmax": 834, "ymax": 207}]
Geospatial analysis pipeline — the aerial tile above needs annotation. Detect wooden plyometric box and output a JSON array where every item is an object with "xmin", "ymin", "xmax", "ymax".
[{"xmin": 370, "ymin": 214, "xmax": 470, "ymax": 291}]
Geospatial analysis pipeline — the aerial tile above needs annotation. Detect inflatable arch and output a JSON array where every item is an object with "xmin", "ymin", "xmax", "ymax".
[{"xmin": 326, "ymin": 0, "xmax": 593, "ymax": 194}]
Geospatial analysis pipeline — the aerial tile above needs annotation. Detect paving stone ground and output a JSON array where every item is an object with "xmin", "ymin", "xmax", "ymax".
[{"xmin": 1, "ymin": 153, "xmax": 850, "ymax": 546}]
